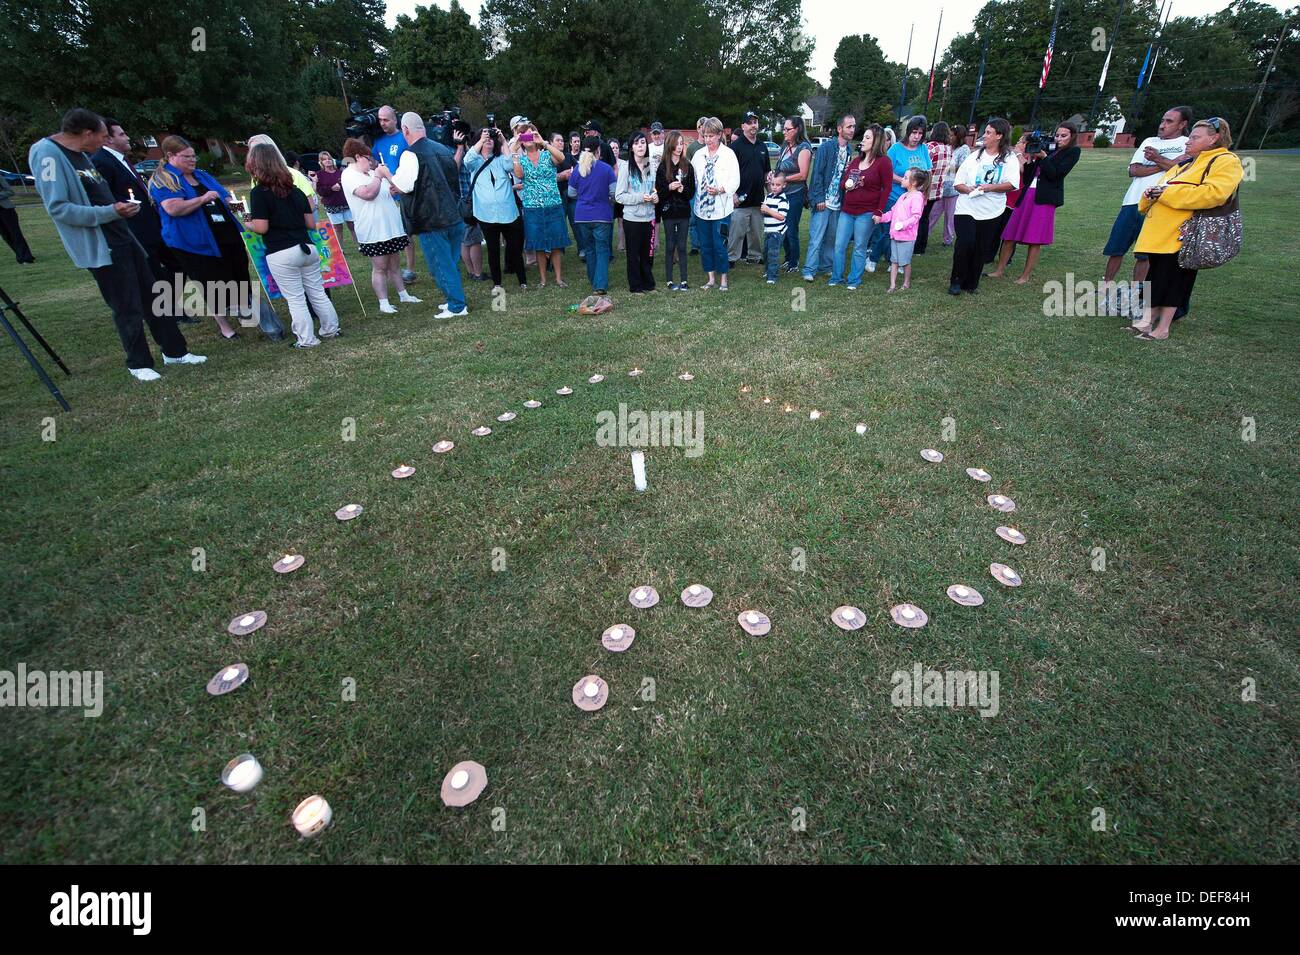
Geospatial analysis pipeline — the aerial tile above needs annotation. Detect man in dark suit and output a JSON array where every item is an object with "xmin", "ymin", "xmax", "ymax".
[{"xmin": 92, "ymin": 119, "xmax": 192, "ymax": 320}]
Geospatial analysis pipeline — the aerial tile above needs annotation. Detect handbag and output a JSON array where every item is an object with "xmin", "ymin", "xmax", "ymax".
[
  {"xmin": 1175, "ymin": 155, "xmax": 1242, "ymax": 270},
  {"xmin": 460, "ymin": 158, "xmax": 493, "ymax": 225}
]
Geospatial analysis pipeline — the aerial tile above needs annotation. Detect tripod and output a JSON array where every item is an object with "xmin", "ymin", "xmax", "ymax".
[{"xmin": 0, "ymin": 284, "xmax": 70, "ymax": 411}]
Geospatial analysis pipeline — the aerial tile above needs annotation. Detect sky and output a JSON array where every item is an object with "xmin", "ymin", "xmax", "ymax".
[{"xmin": 384, "ymin": 0, "xmax": 1290, "ymax": 86}]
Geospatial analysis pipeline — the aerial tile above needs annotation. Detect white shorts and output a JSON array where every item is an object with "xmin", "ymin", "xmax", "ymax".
[{"xmin": 326, "ymin": 207, "xmax": 353, "ymax": 225}]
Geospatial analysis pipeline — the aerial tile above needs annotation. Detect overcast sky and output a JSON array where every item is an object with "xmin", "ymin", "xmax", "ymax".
[{"xmin": 385, "ymin": 0, "xmax": 1289, "ymax": 86}]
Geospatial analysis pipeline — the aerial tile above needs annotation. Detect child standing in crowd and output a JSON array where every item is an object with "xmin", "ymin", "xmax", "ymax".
[
  {"xmin": 874, "ymin": 168, "xmax": 928, "ymax": 292},
  {"xmin": 762, "ymin": 172, "xmax": 789, "ymax": 284}
]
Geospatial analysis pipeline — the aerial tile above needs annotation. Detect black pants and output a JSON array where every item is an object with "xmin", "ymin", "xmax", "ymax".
[
  {"xmin": 663, "ymin": 217, "xmax": 688, "ymax": 283},
  {"xmin": 624, "ymin": 219, "xmax": 656, "ymax": 292},
  {"xmin": 0, "ymin": 205, "xmax": 34, "ymax": 262},
  {"xmin": 90, "ymin": 239, "xmax": 189, "ymax": 369},
  {"xmin": 950, "ymin": 215, "xmax": 1001, "ymax": 292},
  {"xmin": 914, "ymin": 197, "xmax": 937, "ymax": 256},
  {"xmin": 985, "ymin": 207, "xmax": 1014, "ymax": 264},
  {"xmin": 481, "ymin": 219, "xmax": 526, "ymax": 286}
]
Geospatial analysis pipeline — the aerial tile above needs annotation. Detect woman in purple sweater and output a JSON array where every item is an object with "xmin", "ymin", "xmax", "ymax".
[{"xmin": 570, "ymin": 135, "xmax": 618, "ymax": 293}]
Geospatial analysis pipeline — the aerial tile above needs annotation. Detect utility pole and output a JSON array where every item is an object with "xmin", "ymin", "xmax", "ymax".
[{"xmin": 1240, "ymin": 13, "xmax": 1295, "ymax": 147}]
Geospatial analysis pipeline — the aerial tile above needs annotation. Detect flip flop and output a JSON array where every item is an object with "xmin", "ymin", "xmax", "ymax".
[{"xmin": 1135, "ymin": 332, "xmax": 1166, "ymax": 341}]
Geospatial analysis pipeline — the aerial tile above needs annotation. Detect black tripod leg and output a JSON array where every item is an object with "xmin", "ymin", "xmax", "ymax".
[
  {"xmin": 0, "ymin": 291, "xmax": 70, "ymax": 375},
  {"xmin": 0, "ymin": 311, "xmax": 71, "ymax": 411}
]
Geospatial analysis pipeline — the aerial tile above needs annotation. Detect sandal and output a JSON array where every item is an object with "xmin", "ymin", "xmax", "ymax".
[{"xmin": 1135, "ymin": 332, "xmax": 1166, "ymax": 341}]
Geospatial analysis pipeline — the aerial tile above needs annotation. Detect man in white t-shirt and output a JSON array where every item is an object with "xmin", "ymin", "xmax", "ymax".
[{"xmin": 1101, "ymin": 106, "xmax": 1191, "ymax": 287}]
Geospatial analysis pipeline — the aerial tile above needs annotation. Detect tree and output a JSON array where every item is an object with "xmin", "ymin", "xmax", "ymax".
[
  {"xmin": 1259, "ymin": 87, "xmax": 1299, "ymax": 147},
  {"xmin": 389, "ymin": 1, "xmax": 489, "ymax": 108},
  {"xmin": 828, "ymin": 35, "xmax": 896, "ymax": 125}
]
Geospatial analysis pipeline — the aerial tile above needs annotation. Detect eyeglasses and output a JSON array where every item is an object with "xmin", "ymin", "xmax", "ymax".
[{"xmin": 1205, "ymin": 117, "xmax": 1222, "ymax": 130}]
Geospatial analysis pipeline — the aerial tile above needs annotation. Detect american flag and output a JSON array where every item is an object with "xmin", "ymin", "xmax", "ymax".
[{"xmin": 1039, "ymin": 20, "xmax": 1057, "ymax": 89}]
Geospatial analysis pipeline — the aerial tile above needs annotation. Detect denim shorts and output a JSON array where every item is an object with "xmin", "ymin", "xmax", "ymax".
[{"xmin": 1103, "ymin": 203, "xmax": 1148, "ymax": 259}]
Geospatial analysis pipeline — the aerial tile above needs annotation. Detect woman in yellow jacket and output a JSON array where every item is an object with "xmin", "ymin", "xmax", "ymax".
[{"xmin": 1133, "ymin": 117, "xmax": 1243, "ymax": 340}]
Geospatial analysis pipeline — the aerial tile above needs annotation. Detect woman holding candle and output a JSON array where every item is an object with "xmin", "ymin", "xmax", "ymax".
[
  {"xmin": 149, "ymin": 135, "xmax": 254, "ymax": 340},
  {"xmin": 340, "ymin": 137, "xmax": 420, "ymax": 313},
  {"xmin": 1131, "ymin": 117, "xmax": 1243, "ymax": 341},
  {"xmin": 655, "ymin": 131, "xmax": 696, "ymax": 290},
  {"xmin": 690, "ymin": 117, "xmax": 740, "ymax": 291},
  {"xmin": 512, "ymin": 121, "xmax": 570, "ymax": 288},
  {"xmin": 616, "ymin": 130, "xmax": 659, "ymax": 293},
  {"xmin": 311, "ymin": 150, "xmax": 354, "ymax": 243},
  {"xmin": 948, "ymin": 118, "xmax": 1020, "ymax": 295},
  {"xmin": 246, "ymin": 144, "xmax": 340, "ymax": 346},
  {"xmin": 828, "ymin": 124, "xmax": 891, "ymax": 289}
]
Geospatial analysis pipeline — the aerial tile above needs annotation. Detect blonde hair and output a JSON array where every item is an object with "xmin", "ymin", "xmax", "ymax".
[
  {"xmin": 700, "ymin": 117, "xmax": 723, "ymax": 137},
  {"xmin": 1194, "ymin": 117, "xmax": 1233, "ymax": 150},
  {"xmin": 150, "ymin": 134, "xmax": 193, "ymax": 193}
]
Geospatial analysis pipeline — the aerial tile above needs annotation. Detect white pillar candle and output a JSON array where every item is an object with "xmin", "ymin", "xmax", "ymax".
[
  {"xmin": 450, "ymin": 770, "xmax": 470, "ymax": 790},
  {"xmin": 631, "ymin": 451, "xmax": 647, "ymax": 492},
  {"xmin": 223, "ymin": 754, "xmax": 263, "ymax": 793}
]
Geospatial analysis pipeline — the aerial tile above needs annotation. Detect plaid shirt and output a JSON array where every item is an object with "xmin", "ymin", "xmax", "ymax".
[{"xmin": 926, "ymin": 142, "xmax": 953, "ymax": 200}]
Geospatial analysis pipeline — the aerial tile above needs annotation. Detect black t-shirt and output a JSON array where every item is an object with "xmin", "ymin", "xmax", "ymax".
[
  {"xmin": 249, "ymin": 184, "xmax": 312, "ymax": 255},
  {"xmin": 56, "ymin": 142, "xmax": 133, "ymax": 245},
  {"xmin": 731, "ymin": 135, "xmax": 771, "ymax": 208}
]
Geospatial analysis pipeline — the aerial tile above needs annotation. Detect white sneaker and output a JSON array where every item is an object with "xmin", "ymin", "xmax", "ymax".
[
  {"xmin": 434, "ymin": 306, "xmax": 469, "ymax": 319},
  {"xmin": 129, "ymin": 367, "xmax": 162, "ymax": 381},
  {"xmin": 379, "ymin": 302, "xmax": 398, "ymax": 314},
  {"xmin": 865, "ymin": 259, "xmax": 877, "ymax": 273},
  {"xmin": 401, "ymin": 269, "xmax": 417, "ymax": 283},
  {"xmin": 163, "ymin": 352, "xmax": 207, "ymax": 365},
  {"xmin": 398, "ymin": 293, "xmax": 421, "ymax": 304}
]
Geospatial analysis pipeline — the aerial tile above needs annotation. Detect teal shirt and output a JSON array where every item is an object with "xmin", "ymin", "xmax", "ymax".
[
  {"xmin": 887, "ymin": 142, "xmax": 933, "ymax": 206},
  {"xmin": 516, "ymin": 150, "xmax": 562, "ymax": 208}
]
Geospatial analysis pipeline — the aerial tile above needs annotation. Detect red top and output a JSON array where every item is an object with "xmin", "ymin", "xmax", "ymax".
[{"xmin": 840, "ymin": 155, "xmax": 892, "ymax": 216}]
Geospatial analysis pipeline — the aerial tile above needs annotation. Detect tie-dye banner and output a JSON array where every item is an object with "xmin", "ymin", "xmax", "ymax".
[{"xmin": 242, "ymin": 222, "xmax": 353, "ymax": 299}]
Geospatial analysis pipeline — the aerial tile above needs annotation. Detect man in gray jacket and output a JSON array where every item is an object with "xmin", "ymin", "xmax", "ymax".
[
  {"xmin": 30, "ymin": 108, "xmax": 203, "ymax": 381},
  {"xmin": 802, "ymin": 114, "xmax": 856, "ymax": 281}
]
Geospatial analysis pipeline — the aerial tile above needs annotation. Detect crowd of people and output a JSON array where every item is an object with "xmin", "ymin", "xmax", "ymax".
[{"xmin": 24, "ymin": 101, "xmax": 1245, "ymax": 381}]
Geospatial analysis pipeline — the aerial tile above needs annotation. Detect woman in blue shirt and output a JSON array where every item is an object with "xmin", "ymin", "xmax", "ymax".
[
  {"xmin": 149, "ymin": 135, "xmax": 251, "ymax": 340},
  {"xmin": 569, "ymin": 136, "xmax": 617, "ymax": 294},
  {"xmin": 465, "ymin": 126, "xmax": 526, "ymax": 290},
  {"xmin": 867, "ymin": 117, "xmax": 932, "ymax": 272}
]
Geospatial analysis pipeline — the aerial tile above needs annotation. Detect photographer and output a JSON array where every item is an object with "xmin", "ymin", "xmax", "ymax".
[
  {"xmin": 987, "ymin": 122, "xmax": 1080, "ymax": 283},
  {"xmin": 512, "ymin": 120, "xmax": 570, "ymax": 288},
  {"xmin": 450, "ymin": 121, "xmax": 486, "ymax": 282},
  {"xmin": 464, "ymin": 124, "xmax": 527, "ymax": 291}
]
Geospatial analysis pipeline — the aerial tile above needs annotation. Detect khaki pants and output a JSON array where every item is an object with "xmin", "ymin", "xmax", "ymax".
[
  {"xmin": 726, "ymin": 206, "xmax": 766, "ymax": 263},
  {"xmin": 266, "ymin": 244, "xmax": 339, "ymax": 345}
]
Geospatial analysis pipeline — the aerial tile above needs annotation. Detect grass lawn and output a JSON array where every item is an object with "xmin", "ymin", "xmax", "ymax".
[{"xmin": 0, "ymin": 150, "xmax": 1296, "ymax": 864}]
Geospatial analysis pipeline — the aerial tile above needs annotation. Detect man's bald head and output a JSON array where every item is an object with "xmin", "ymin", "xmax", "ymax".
[
  {"xmin": 379, "ymin": 105, "xmax": 397, "ymax": 134},
  {"xmin": 401, "ymin": 111, "xmax": 426, "ymax": 145}
]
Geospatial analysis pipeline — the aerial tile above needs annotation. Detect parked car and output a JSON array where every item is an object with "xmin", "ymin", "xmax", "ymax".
[
  {"xmin": 133, "ymin": 159, "xmax": 159, "ymax": 178},
  {"xmin": 764, "ymin": 141, "xmax": 781, "ymax": 160},
  {"xmin": 1, "ymin": 168, "xmax": 35, "ymax": 187}
]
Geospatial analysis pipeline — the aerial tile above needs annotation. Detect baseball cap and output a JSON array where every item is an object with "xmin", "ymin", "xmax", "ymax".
[
  {"xmin": 742, "ymin": 111, "xmax": 760, "ymax": 123},
  {"xmin": 509, "ymin": 115, "xmax": 527, "ymax": 130},
  {"xmin": 650, "ymin": 121, "xmax": 664, "ymax": 133},
  {"xmin": 582, "ymin": 119, "xmax": 604, "ymax": 134}
]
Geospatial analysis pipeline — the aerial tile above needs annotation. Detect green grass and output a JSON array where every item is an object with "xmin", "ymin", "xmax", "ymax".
[{"xmin": 0, "ymin": 150, "xmax": 1296, "ymax": 863}]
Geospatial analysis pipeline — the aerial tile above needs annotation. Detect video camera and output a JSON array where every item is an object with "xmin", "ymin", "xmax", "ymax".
[
  {"xmin": 346, "ymin": 102, "xmax": 382, "ymax": 139},
  {"xmin": 1025, "ymin": 128, "xmax": 1056, "ymax": 156},
  {"xmin": 430, "ymin": 107, "xmax": 474, "ymax": 149}
]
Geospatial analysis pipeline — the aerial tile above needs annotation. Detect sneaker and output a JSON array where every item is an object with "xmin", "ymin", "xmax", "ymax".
[
  {"xmin": 803, "ymin": 274, "xmax": 814, "ymax": 282},
  {"xmin": 398, "ymin": 293, "xmax": 421, "ymax": 304},
  {"xmin": 678, "ymin": 283, "xmax": 689, "ymax": 291},
  {"xmin": 320, "ymin": 329, "xmax": 343, "ymax": 338},
  {"xmin": 379, "ymin": 303, "xmax": 399, "ymax": 314},
  {"xmin": 948, "ymin": 283, "xmax": 962, "ymax": 296},
  {"xmin": 163, "ymin": 352, "xmax": 207, "ymax": 365},
  {"xmin": 401, "ymin": 269, "xmax": 417, "ymax": 283},
  {"xmin": 293, "ymin": 340, "xmax": 320, "ymax": 348},
  {"xmin": 491, "ymin": 285, "xmax": 504, "ymax": 294},
  {"xmin": 766, "ymin": 279, "xmax": 776, "ymax": 285},
  {"xmin": 435, "ymin": 306, "xmax": 469, "ymax": 319},
  {"xmin": 865, "ymin": 259, "xmax": 877, "ymax": 273},
  {"xmin": 129, "ymin": 367, "xmax": 162, "ymax": 381},
  {"xmin": 667, "ymin": 282, "xmax": 678, "ymax": 291},
  {"xmin": 847, "ymin": 285, "xmax": 858, "ymax": 291},
  {"xmin": 782, "ymin": 263, "xmax": 798, "ymax": 274},
  {"xmin": 827, "ymin": 281, "xmax": 840, "ymax": 287}
]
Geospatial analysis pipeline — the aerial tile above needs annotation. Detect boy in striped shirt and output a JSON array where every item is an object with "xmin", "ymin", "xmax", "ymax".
[{"xmin": 762, "ymin": 172, "xmax": 789, "ymax": 284}]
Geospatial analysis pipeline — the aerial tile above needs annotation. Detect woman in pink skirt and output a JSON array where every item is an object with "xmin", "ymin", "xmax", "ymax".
[{"xmin": 988, "ymin": 122, "xmax": 1080, "ymax": 284}]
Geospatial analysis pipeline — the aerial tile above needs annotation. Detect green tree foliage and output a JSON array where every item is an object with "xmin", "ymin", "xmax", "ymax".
[
  {"xmin": 389, "ymin": 1, "xmax": 488, "ymax": 108},
  {"xmin": 827, "ymin": 35, "xmax": 897, "ymax": 125}
]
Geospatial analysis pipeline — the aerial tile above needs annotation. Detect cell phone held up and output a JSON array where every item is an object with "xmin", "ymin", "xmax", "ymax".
[{"xmin": 519, "ymin": 133, "xmax": 535, "ymax": 144}]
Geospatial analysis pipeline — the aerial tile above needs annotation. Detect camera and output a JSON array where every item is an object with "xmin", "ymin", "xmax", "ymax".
[
  {"xmin": 345, "ymin": 102, "xmax": 382, "ymax": 139},
  {"xmin": 1025, "ymin": 128, "xmax": 1055, "ymax": 155},
  {"xmin": 429, "ymin": 107, "xmax": 473, "ymax": 149}
]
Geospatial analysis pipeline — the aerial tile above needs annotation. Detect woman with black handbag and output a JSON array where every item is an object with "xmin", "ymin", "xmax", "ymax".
[
  {"xmin": 1132, "ymin": 117, "xmax": 1243, "ymax": 341},
  {"xmin": 465, "ymin": 126, "xmax": 527, "ymax": 291}
]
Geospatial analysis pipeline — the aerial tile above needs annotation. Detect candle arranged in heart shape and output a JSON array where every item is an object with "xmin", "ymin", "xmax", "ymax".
[
  {"xmin": 601, "ymin": 624, "xmax": 636, "ymax": 651},
  {"xmin": 740, "ymin": 384, "xmax": 752, "ymax": 394},
  {"xmin": 890, "ymin": 603, "xmax": 929, "ymax": 628},
  {"xmin": 737, "ymin": 610, "xmax": 771, "ymax": 636},
  {"xmin": 921, "ymin": 448, "xmax": 944, "ymax": 463},
  {"xmin": 496, "ymin": 412, "xmax": 516, "ymax": 422},
  {"xmin": 946, "ymin": 583, "xmax": 985, "ymax": 606},
  {"xmin": 628, "ymin": 368, "xmax": 643, "ymax": 377},
  {"xmin": 996, "ymin": 525, "xmax": 1026, "ymax": 545},
  {"xmin": 291, "ymin": 795, "xmax": 332, "ymax": 837},
  {"xmin": 833, "ymin": 605, "xmax": 865, "ymax": 630},
  {"xmin": 855, "ymin": 422, "xmax": 867, "ymax": 434},
  {"xmin": 206, "ymin": 662, "xmax": 249, "ymax": 696},
  {"xmin": 432, "ymin": 440, "xmax": 455, "ymax": 453},
  {"xmin": 762, "ymin": 397, "xmax": 772, "ymax": 405},
  {"xmin": 809, "ymin": 409, "xmax": 821, "ymax": 420},
  {"xmin": 440, "ymin": 760, "xmax": 488, "ymax": 807},
  {"xmin": 392, "ymin": 465, "xmax": 416, "ymax": 479},
  {"xmin": 678, "ymin": 373, "xmax": 694, "ymax": 381},
  {"xmin": 471, "ymin": 426, "xmax": 492, "ymax": 437},
  {"xmin": 588, "ymin": 374, "xmax": 605, "ymax": 384},
  {"xmin": 990, "ymin": 562, "xmax": 1022, "ymax": 586},
  {"xmin": 629, "ymin": 585, "xmax": 660, "ymax": 608},
  {"xmin": 227, "ymin": 610, "xmax": 266, "ymax": 635},
  {"xmin": 335, "ymin": 503, "xmax": 363, "ymax": 521},
  {"xmin": 572, "ymin": 675, "xmax": 608, "ymax": 711},
  {"xmin": 966, "ymin": 467, "xmax": 991, "ymax": 482},
  {"xmin": 987, "ymin": 494, "xmax": 1016, "ymax": 512},
  {"xmin": 273, "ymin": 553, "xmax": 304, "ymax": 573},
  {"xmin": 556, "ymin": 386, "xmax": 573, "ymax": 396},
  {"xmin": 680, "ymin": 583, "xmax": 714, "ymax": 607},
  {"xmin": 523, "ymin": 400, "xmax": 542, "ymax": 409}
]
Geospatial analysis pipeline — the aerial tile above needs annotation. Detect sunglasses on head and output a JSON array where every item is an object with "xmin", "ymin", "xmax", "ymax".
[{"xmin": 1205, "ymin": 117, "xmax": 1222, "ymax": 130}]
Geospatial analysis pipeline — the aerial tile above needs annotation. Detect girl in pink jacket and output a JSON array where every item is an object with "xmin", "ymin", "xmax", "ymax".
[{"xmin": 874, "ymin": 169, "xmax": 929, "ymax": 291}]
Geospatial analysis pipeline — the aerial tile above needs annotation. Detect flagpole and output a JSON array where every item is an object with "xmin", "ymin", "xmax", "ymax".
[
  {"xmin": 927, "ymin": 9, "xmax": 944, "ymax": 104},
  {"xmin": 940, "ymin": 68, "xmax": 951, "ymax": 117},
  {"xmin": 1133, "ymin": 1, "xmax": 1173, "ymax": 132},
  {"xmin": 898, "ymin": 23, "xmax": 915, "ymax": 118},
  {"xmin": 1089, "ymin": 1, "xmax": 1126, "ymax": 129},
  {"xmin": 968, "ymin": 34, "xmax": 990, "ymax": 128},
  {"xmin": 1028, "ymin": 0, "xmax": 1063, "ymax": 128},
  {"xmin": 1130, "ymin": 0, "xmax": 1167, "ymax": 121}
]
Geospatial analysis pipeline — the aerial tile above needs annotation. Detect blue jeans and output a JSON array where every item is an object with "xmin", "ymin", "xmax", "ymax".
[
  {"xmin": 689, "ymin": 211, "xmax": 702, "ymax": 251},
  {"xmin": 830, "ymin": 212, "xmax": 873, "ymax": 286},
  {"xmin": 764, "ymin": 232, "xmax": 784, "ymax": 281},
  {"xmin": 575, "ymin": 221, "xmax": 612, "ymax": 291},
  {"xmin": 782, "ymin": 189, "xmax": 805, "ymax": 268},
  {"xmin": 802, "ymin": 207, "xmax": 839, "ymax": 278},
  {"xmin": 417, "ymin": 222, "xmax": 466, "ymax": 312},
  {"xmin": 698, "ymin": 218, "xmax": 729, "ymax": 275}
]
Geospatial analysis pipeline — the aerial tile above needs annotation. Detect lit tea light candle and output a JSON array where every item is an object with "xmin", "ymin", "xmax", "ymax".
[
  {"xmin": 763, "ymin": 397, "xmax": 772, "ymax": 404},
  {"xmin": 497, "ymin": 412, "xmax": 516, "ymax": 422},
  {"xmin": 346, "ymin": 504, "xmax": 358, "ymax": 513},
  {"xmin": 556, "ymin": 387, "xmax": 573, "ymax": 395},
  {"xmin": 856, "ymin": 422, "xmax": 867, "ymax": 434},
  {"xmin": 635, "ymin": 588, "xmax": 648, "ymax": 601},
  {"xmin": 583, "ymin": 681, "xmax": 600, "ymax": 698},
  {"xmin": 809, "ymin": 409, "xmax": 821, "ymax": 420},
  {"xmin": 842, "ymin": 608, "xmax": 856, "ymax": 622},
  {"xmin": 689, "ymin": 585, "xmax": 702, "ymax": 596},
  {"xmin": 678, "ymin": 373, "xmax": 694, "ymax": 381},
  {"xmin": 746, "ymin": 612, "xmax": 760, "ymax": 625},
  {"xmin": 281, "ymin": 554, "xmax": 293, "ymax": 565},
  {"xmin": 609, "ymin": 626, "xmax": 623, "ymax": 640},
  {"xmin": 901, "ymin": 606, "xmax": 916, "ymax": 619},
  {"xmin": 450, "ymin": 769, "xmax": 470, "ymax": 791},
  {"xmin": 524, "ymin": 400, "xmax": 541, "ymax": 408},
  {"xmin": 993, "ymin": 495, "xmax": 1006, "ymax": 505},
  {"xmin": 239, "ymin": 614, "xmax": 256, "ymax": 628},
  {"xmin": 921, "ymin": 448, "xmax": 944, "ymax": 462},
  {"xmin": 629, "ymin": 368, "xmax": 643, "ymax": 376},
  {"xmin": 954, "ymin": 586, "xmax": 970, "ymax": 598},
  {"xmin": 222, "ymin": 666, "xmax": 240, "ymax": 681},
  {"xmin": 392, "ymin": 465, "xmax": 415, "ymax": 478},
  {"xmin": 589, "ymin": 374, "xmax": 605, "ymax": 384},
  {"xmin": 291, "ymin": 795, "xmax": 332, "ymax": 837},
  {"xmin": 783, "ymin": 404, "xmax": 793, "ymax": 413},
  {"xmin": 471, "ymin": 426, "xmax": 492, "ymax": 437},
  {"xmin": 221, "ymin": 753, "xmax": 263, "ymax": 793},
  {"xmin": 740, "ymin": 384, "xmax": 751, "ymax": 393}
]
